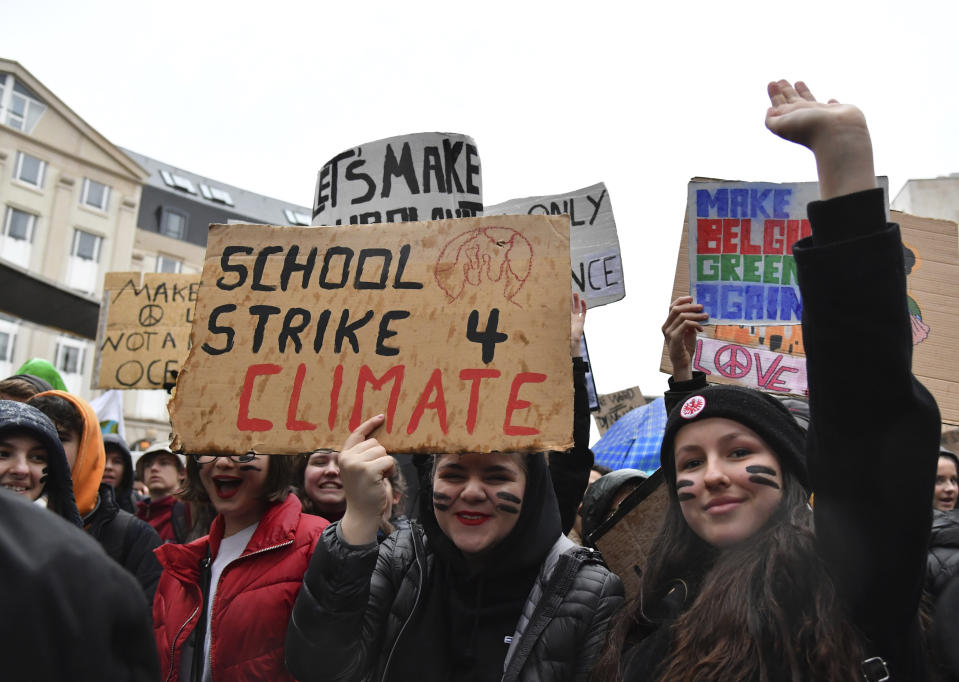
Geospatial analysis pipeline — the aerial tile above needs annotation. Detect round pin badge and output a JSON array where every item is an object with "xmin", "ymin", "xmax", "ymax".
[{"xmin": 680, "ymin": 395, "xmax": 706, "ymax": 419}]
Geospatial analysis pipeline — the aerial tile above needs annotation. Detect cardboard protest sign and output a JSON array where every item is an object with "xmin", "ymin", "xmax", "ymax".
[
  {"xmin": 688, "ymin": 179, "xmax": 888, "ymax": 326},
  {"xmin": 593, "ymin": 386, "xmax": 647, "ymax": 435},
  {"xmin": 93, "ymin": 272, "xmax": 199, "ymax": 390},
  {"xmin": 170, "ymin": 215, "xmax": 574, "ymax": 454},
  {"xmin": 664, "ymin": 193, "xmax": 959, "ymax": 425},
  {"xmin": 591, "ymin": 470, "xmax": 668, "ymax": 602},
  {"xmin": 312, "ymin": 132, "xmax": 482, "ymax": 226},
  {"xmin": 484, "ymin": 183, "xmax": 625, "ymax": 308}
]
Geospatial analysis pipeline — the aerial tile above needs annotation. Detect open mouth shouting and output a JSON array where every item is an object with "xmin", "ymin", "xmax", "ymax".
[{"xmin": 212, "ymin": 476, "xmax": 243, "ymax": 499}]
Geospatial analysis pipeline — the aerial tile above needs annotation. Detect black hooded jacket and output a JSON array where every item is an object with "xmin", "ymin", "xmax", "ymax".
[
  {"xmin": 84, "ymin": 482, "xmax": 164, "ymax": 603},
  {"xmin": 286, "ymin": 452, "xmax": 624, "ymax": 682},
  {"xmin": 102, "ymin": 433, "xmax": 138, "ymax": 513},
  {"xmin": 0, "ymin": 488, "xmax": 160, "ymax": 681},
  {"xmin": 0, "ymin": 399, "xmax": 82, "ymax": 527}
]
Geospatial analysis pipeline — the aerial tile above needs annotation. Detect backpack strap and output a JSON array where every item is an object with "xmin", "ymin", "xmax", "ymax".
[
  {"xmin": 101, "ymin": 510, "xmax": 136, "ymax": 566},
  {"xmin": 171, "ymin": 500, "xmax": 190, "ymax": 544}
]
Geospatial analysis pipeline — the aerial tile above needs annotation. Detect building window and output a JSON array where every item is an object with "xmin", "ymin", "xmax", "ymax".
[
  {"xmin": 199, "ymin": 183, "xmax": 234, "ymax": 206},
  {"xmin": 0, "ymin": 73, "xmax": 47, "ymax": 134},
  {"xmin": 159, "ymin": 208, "xmax": 187, "ymax": 240},
  {"xmin": 159, "ymin": 169, "xmax": 196, "ymax": 194},
  {"xmin": 284, "ymin": 209, "xmax": 311, "ymax": 226},
  {"xmin": 55, "ymin": 339, "xmax": 85, "ymax": 375},
  {"xmin": 71, "ymin": 229, "xmax": 102, "ymax": 261},
  {"xmin": 0, "ymin": 329, "xmax": 15, "ymax": 363},
  {"xmin": 156, "ymin": 255, "xmax": 182, "ymax": 273},
  {"xmin": 0, "ymin": 316, "xmax": 18, "ymax": 376},
  {"xmin": 3, "ymin": 207, "xmax": 36, "ymax": 242},
  {"xmin": 1, "ymin": 207, "xmax": 37, "ymax": 268},
  {"xmin": 81, "ymin": 178, "xmax": 110, "ymax": 211},
  {"xmin": 14, "ymin": 151, "xmax": 46, "ymax": 188}
]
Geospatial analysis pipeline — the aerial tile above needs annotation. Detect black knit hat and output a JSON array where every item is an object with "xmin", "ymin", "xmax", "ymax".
[{"xmin": 660, "ymin": 385, "xmax": 807, "ymax": 491}]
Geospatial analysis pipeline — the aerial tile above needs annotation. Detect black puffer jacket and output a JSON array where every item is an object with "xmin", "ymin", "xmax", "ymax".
[
  {"xmin": 928, "ymin": 509, "xmax": 959, "ymax": 599},
  {"xmin": 287, "ymin": 451, "xmax": 624, "ymax": 682},
  {"xmin": 287, "ymin": 523, "xmax": 622, "ymax": 682},
  {"xmin": 84, "ymin": 482, "xmax": 164, "ymax": 603}
]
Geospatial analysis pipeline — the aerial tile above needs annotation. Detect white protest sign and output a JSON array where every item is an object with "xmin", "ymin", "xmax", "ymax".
[
  {"xmin": 689, "ymin": 337, "xmax": 808, "ymax": 394},
  {"xmin": 313, "ymin": 132, "xmax": 483, "ymax": 226},
  {"xmin": 484, "ymin": 182, "xmax": 624, "ymax": 308}
]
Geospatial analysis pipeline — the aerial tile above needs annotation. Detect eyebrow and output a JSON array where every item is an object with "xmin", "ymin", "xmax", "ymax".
[
  {"xmin": 677, "ymin": 430, "xmax": 762, "ymax": 454},
  {"xmin": 0, "ymin": 439, "xmax": 47, "ymax": 453},
  {"xmin": 437, "ymin": 462, "xmax": 517, "ymax": 474}
]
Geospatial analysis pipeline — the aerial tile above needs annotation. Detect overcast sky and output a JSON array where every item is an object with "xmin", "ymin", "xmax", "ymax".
[{"xmin": 6, "ymin": 0, "xmax": 958, "ymax": 438}]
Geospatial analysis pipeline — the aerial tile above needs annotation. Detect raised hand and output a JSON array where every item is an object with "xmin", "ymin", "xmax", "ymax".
[
  {"xmin": 570, "ymin": 292, "xmax": 587, "ymax": 357},
  {"xmin": 662, "ymin": 296, "xmax": 708, "ymax": 382},
  {"xmin": 765, "ymin": 79, "xmax": 875, "ymax": 200},
  {"xmin": 338, "ymin": 414, "xmax": 396, "ymax": 544}
]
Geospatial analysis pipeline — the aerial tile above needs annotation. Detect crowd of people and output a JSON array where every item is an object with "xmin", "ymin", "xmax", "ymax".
[{"xmin": 1, "ymin": 80, "xmax": 957, "ymax": 681}]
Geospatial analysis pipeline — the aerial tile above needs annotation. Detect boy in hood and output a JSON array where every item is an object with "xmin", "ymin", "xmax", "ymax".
[
  {"xmin": 103, "ymin": 433, "xmax": 138, "ymax": 513},
  {"xmin": 28, "ymin": 391, "xmax": 163, "ymax": 601}
]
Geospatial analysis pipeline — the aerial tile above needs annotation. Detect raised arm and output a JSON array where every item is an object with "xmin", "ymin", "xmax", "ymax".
[
  {"xmin": 286, "ymin": 415, "xmax": 400, "ymax": 682},
  {"xmin": 768, "ymin": 80, "xmax": 941, "ymax": 680}
]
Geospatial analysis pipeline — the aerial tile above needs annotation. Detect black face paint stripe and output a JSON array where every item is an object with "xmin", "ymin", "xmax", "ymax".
[
  {"xmin": 496, "ymin": 504, "xmax": 519, "ymax": 514},
  {"xmin": 748, "ymin": 475, "xmax": 781, "ymax": 490},
  {"xmin": 495, "ymin": 492, "xmax": 522, "ymax": 504},
  {"xmin": 433, "ymin": 503, "xmax": 450, "ymax": 511},
  {"xmin": 676, "ymin": 479, "xmax": 694, "ymax": 489},
  {"xmin": 677, "ymin": 492, "xmax": 695, "ymax": 502},
  {"xmin": 432, "ymin": 492, "xmax": 452, "ymax": 501},
  {"xmin": 745, "ymin": 465, "xmax": 777, "ymax": 477},
  {"xmin": 238, "ymin": 465, "xmax": 262, "ymax": 472}
]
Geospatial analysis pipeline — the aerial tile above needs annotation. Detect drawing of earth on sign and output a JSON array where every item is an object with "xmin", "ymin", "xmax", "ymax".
[
  {"xmin": 434, "ymin": 227, "xmax": 533, "ymax": 307},
  {"xmin": 903, "ymin": 242, "xmax": 930, "ymax": 346}
]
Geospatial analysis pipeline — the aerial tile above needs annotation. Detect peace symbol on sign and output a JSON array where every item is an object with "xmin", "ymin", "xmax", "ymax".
[
  {"xmin": 714, "ymin": 344, "xmax": 752, "ymax": 379},
  {"xmin": 139, "ymin": 304, "xmax": 164, "ymax": 327}
]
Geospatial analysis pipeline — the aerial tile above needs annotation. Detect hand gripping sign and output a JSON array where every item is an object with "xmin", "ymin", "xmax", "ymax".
[{"xmin": 170, "ymin": 214, "xmax": 574, "ymax": 455}]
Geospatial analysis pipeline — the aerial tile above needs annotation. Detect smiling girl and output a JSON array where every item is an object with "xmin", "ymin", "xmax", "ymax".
[
  {"xmin": 286, "ymin": 415, "xmax": 624, "ymax": 682},
  {"xmin": 152, "ymin": 453, "xmax": 328, "ymax": 681},
  {"xmin": 591, "ymin": 81, "xmax": 942, "ymax": 682}
]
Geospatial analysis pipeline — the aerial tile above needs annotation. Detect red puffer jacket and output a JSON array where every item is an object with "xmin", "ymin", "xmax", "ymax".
[{"xmin": 153, "ymin": 494, "xmax": 328, "ymax": 681}]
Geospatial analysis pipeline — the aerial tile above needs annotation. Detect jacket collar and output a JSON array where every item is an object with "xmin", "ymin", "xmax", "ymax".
[{"xmin": 155, "ymin": 494, "xmax": 303, "ymax": 581}]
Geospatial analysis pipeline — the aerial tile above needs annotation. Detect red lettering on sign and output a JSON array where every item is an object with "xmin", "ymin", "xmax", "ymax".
[
  {"xmin": 328, "ymin": 364, "xmax": 343, "ymax": 430},
  {"xmin": 349, "ymin": 365, "xmax": 405, "ymax": 432},
  {"xmin": 459, "ymin": 368, "xmax": 501, "ymax": 434},
  {"xmin": 286, "ymin": 363, "xmax": 317, "ymax": 431},
  {"xmin": 237, "ymin": 363, "xmax": 282, "ymax": 431},
  {"xmin": 504, "ymin": 372, "xmax": 546, "ymax": 436},
  {"xmin": 407, "ymin": 369, "xmax": 449, "ymax": 435}
]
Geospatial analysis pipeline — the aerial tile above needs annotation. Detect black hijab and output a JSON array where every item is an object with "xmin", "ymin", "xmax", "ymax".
[{"xmin": 389, "ymin": 452, "xmax": 562, "ymax": 681}]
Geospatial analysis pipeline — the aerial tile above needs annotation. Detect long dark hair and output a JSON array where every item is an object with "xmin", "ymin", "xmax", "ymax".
[{"xmin": 592, "ymin": 466, "xmax": 865, "ymax": 682}]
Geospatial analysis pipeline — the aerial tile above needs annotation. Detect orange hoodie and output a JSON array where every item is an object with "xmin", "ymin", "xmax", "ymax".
[{"xmin": 34, "ymin": 390, "xmax": 105, "ymax": 517}]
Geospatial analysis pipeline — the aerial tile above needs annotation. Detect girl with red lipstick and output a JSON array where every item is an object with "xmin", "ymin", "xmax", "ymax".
[
  {"xmin": 591, "ymin": 82, "xmax": 942, "ymax": 682},
  {"xmin": 286, "ymin": 415, "xmax": 624, "ymax": 682},
  {"xmin": 152, "ymin": 453, "xmax": 328, "ymax": 681}
]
